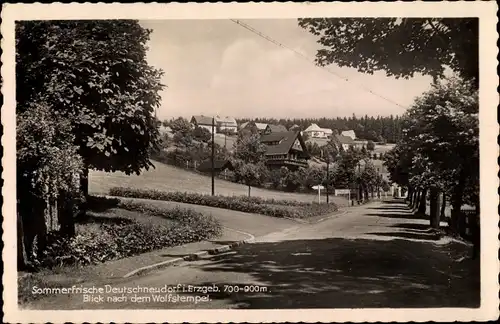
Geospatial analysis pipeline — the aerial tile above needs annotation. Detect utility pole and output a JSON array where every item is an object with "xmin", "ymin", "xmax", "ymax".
[
  {"xmin": 325, "ymin": 152, "xmax": 329, "ymax": 204},
  {"xmin": 211, "ymin": 117, "xmax": 215, "ymax": 196}
]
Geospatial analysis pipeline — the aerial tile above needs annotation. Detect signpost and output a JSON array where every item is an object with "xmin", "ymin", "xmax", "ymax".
[{"xmin": 312, "ymin": 185, "xmax": 325, "ymax": 204}]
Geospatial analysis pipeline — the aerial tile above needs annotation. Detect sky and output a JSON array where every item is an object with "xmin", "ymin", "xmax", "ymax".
[{"xmin": 140, "ymin": 19, "xmax": 434, "ymax": 120}]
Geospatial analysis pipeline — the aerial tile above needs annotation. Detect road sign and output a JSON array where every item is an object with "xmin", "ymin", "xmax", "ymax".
[
  {"xmin": 312, "ymin": 185, "xmax": 324, "ymax": 203},
  {"xmin": 335, "ymin": 189, "xmax": 350, "ymax": 195}
]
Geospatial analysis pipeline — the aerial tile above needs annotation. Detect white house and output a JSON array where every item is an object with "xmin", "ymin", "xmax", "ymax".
[
  {"xmin": 303, "ymin": 123, "xmax": 333, "ymax": 139},
  {"xmin": 191, "ymin": 115, "xmax": 216, "ymax": 134},
  {"xmin": 341, "ymin": 130, "xmax": 357, "ymax": 140},
  {"xmin": 334, "ymin": 134, "xmax": 355, "ymax": 151},
  {"xmin": 215, "ymin": 116, "xmax": 238, "ymax": 134}
]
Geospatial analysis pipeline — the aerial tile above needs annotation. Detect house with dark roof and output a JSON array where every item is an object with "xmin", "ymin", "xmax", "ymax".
[
  {"xmin": 240, "ymin": 121, "xmax": 268, "ymax": 134},
  {"xmin": 191, "ymin": 115, "xmax": 216, "ymax": 134},
  {"xmin": 264, "ymin": 124, "xmax": 288, "ymax": 134},
  {"xmin": 260, "ymin": 131, "xmax": 309, "ymax": 169}
]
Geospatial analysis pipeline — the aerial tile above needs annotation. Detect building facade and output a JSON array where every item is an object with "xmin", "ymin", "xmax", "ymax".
[{"xmin": 260, "ymin": 131, "xmax": 310, "ymax": 169}]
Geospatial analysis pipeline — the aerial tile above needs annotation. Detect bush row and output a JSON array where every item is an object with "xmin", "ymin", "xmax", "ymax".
[
  {"xmin": 108, "ymin": 187, "xmax": 338, "ymax": 219},
  {"xmin": 37, "ymin": 202, "xmax": 222, "ymax": 269}
]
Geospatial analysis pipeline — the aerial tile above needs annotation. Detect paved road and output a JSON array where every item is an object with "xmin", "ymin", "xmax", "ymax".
[{"xmin": 25, "ymin": 200, "xmax": 479, "ymax": 310}]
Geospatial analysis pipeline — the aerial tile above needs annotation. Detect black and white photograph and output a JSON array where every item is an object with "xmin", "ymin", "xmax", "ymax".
[{"xmin": 2, "ymin": 2, "xmax": 499, "ymax": 323}]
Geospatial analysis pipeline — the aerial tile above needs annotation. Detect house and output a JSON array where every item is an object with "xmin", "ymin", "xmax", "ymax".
[
  {"xmin": 264, "ymin": 124, "xmax": 287, "ymax": 134},
  {"xmin": 240, "ymin": 121, "xmax": 268, "ymax": 134},
  {"xmin": 260, "ymin": 131, "xmax": 310, "ymax": 169},
  {"xmin": 333, "ymin": 134, "xmax": 355, "ymax": 151},
  {"xmin": 289, "ymin": 124, "xmax": 301, "ymax": 131},
  {"xmin": 191, "ymin": 115, "xmax": 216, "ymax": 134},
  {"xmin": 197, "ymin": 159, "xmax": 234, "ymax": 173},
  {"xmin": 341, "ymin": 130, "xmax": 357, "ymax": 140},
  {"xmin": 215, "ymin": 116, "xmax": 238, "ymax": 134},
  {"xmin": 303, "ymin": 123, "xmax": 333, "ymax": 139},
  {"xmin": 159, "ymin": 125, "xmax": 173, "ymax": 135}
]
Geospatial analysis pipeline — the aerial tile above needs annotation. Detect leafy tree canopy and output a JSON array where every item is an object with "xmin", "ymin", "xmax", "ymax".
[
  {"xmin": 16, "ymin": 20, "xmax": 165, "ymax": 175},
  {"xmin": 298, "ymin": 18, "xmax": 478, "ymax": 85}
]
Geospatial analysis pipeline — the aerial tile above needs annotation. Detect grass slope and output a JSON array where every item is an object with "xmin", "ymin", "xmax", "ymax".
[{"xmin": 90, "ymin": 160, "xmax": 349, "ymax": 206}]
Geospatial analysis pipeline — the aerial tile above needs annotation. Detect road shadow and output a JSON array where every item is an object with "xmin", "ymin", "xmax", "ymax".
[
  {"xmin": 368, "ymin": 231, "xmax": 442, "ymax": 241},
  {"xmin": 365, "ymin": 211, "xmax": 427, "ymax": 220},
  {"xmin": 186, "ymin": 237, "xmax": 479, "ymax": 309},
  {"xmin": 392, "ymin": 223, "xmax": 448, "ymax": 232}
]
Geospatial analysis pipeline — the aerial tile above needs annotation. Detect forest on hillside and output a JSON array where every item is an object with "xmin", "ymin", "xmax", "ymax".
[{"xmin": 237, "ymin": 114, "xmax": 403, "ymax": 143}]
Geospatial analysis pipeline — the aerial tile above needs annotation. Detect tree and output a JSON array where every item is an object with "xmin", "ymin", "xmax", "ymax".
[
  {"xmin": 193, "ymin": 126, "xmax": 211, "ymax": 143},
  {"xmin": 298, "ymin": 18, "xmax": 478, "ymax": 85},
  {"xmin": 235, "ymin": 162, "xmax": 268, "ymax": 197},
  {"xmin": 16, "ymin": 20, "xmax": 165, "ymax": 213},
  {"xmin": 234, "ymin": 132, "xmax": 266, "ymax": 164},
  {"xmin": 384, "ymin": 76, "xmax": 478, "ymax": 230},
  {"xmin": 366, "ymin": 140, "xmax": 375, "ymax": 151},
  {"xmin": 17, "ymin": 103, "xmax": 83, "ymax": 266}
]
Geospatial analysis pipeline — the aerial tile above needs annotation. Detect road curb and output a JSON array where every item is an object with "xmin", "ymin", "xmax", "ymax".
[{"xmin": 122, "ymin": 237, "xmax": 255, "ymax": 279}]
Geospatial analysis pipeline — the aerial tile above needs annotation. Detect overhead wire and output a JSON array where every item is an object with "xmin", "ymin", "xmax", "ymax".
[{"xmin": 230, "ymin": 19, "xmax": 407, "ymax": 110}]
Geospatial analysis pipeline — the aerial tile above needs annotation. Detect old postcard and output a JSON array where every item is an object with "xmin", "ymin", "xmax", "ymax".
[{"xmin": 2, "ymin": 1, "xmax": 499, "ymax": 323}]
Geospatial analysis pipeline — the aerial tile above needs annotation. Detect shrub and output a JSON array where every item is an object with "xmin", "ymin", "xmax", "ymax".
[
  {"xmin": 36, "ymin": 202, "xmax": 222, "ymax": 269},
  {"xmin": 108, "ymin": 187, "xmax": 338, "ymax": 219}
]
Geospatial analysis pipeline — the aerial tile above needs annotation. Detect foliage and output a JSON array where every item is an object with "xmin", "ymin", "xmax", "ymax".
[
  {"xmin": 234, "ymin": 162, "xmax": 269, "ymax": 191},
  {"xmin": 108, "ymin": 187, "xmax": 338, "ymax": 219},
  {"xmin": 298, "ymin": 18, "xmax": 478, "ymax": 85},
  {"xmin": 234, "ymin": 131, "xmax": 267, "ymax": 164},
  {"xmin": 384, "ymin": 76, "xmax": 478, "ymax": 214},
  {"xmin": 17, "ymin": 103, "xmax": 83, "ymax": 200},
  {"xmin": 238, "ymin": 114, "xmax": 403, "ymax": 143},
  {"xmin": 36, "ymin": 203, "xmax": 221, "ymax": 269},
  {"xmin": 193, "ymin": 127, "xmax": 212, "ymax": 143},
  {"xmin": 334, "ymin": 149, "xmax": 363, "ymax": 189},
  {"xmin": 16, "ymin": 20, "xmax": 165, "ymax": 175},
  {"xmin": 306, "ymin": 142, "xmax": 322, "ymax": 157},
  {"xmin": 366, "ymin": 140, "xmax": 375, "ymax": 151}
]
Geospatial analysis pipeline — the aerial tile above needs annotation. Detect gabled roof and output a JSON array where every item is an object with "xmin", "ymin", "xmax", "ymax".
[
  {"xmin": 255, "ymin": 122, "xmax": 268, "ymax": 130},
  {"xmin": 191, "ymin": 115, "xmax": 214, "ymax": 126},
  {"xmin": 265, "ymin": 124, "xmax": 287, "ymax": 133},
  {"xmin": 304, "ymin": 123, "xmax": 333, "ymax": 134},
  {"xmin": 260, "ymin": 131, "xmax": 309, "ymax": 157},
  {"xmin": 304, "ymin": 123, "xmax": 322, "ymax": 132},
  {"xmin": 341, "ymin": 130, "xmax": 356, "ymax": 139},
  {"xmin": 215, "ymin": 116, "xmax": 238, "ymax": 127},
  {"xmin": 335, "ymin": 134, "xmax": 355, "ymax": 145},
  {"xmin": 289, "ymin": 124, "xmax": 301, "ymax": 130}
]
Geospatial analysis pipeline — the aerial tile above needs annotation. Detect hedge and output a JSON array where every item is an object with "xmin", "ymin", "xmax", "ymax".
[
  {"xmin": 108, "ymin": 187, "xmax": 338, "ymax": 219},
  {"xmin": 36, "ymin": 202, "xmax": 222, "ymax": 269}
]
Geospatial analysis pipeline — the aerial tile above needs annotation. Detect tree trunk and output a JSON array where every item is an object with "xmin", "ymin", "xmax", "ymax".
[
  {"xmin": 248, "ymin": 185, "xmax": 251, "ymax": 197},
  {"xmin": 429, "ymin": 188, "xmax": 440, "ymax": 228},
  {"xmin": 17, "ymin": 209, "xmax": 28, "ymax": 270},
  {"xmin": 412, "ymin": 190, "xmax": 420, "ymax": 210},
  {"xmin": 417, "ymin": 188, "xmax": 427, "ymax": 214},
  {"xmin": 450, "ymin": 170, "xmax": 466, "ymax": 235},
  {"xmin": 407, "ymin": 187, "xmax": 413, "ymax": 205},
  {"xmin": 440, "ymin": 193, "xmax": 447, "ymax": 220},
  {"xmin": 58, "ymin": 190, "xmax": 76, "ymax": 237},
  {"xmin": 78, "ymin": 166, "xmax": 89, "ymax": 218}
]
